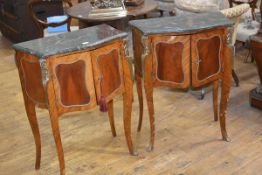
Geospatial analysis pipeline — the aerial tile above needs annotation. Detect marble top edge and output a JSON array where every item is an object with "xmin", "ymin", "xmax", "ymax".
[
  {"xmin": 13, "ymin": 24, "xmax": 127, "ymax": 59},
  {"xmin": 129, "ymin": 12, "xmax": 233, "ymax": 35}
]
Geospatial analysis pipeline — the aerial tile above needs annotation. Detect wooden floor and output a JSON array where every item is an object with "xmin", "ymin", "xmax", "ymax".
[{"xmin": 0, "ymin": 30, "xmax": 262, "ymax": 175}]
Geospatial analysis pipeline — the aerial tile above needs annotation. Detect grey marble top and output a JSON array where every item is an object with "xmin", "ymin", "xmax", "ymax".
[
  {"xmin": 13, "ymin": 24, "xmax": 127, "ymax": 59},
  {"xmin": 129, "ymin": 12, "xmax": 233, "ymax": 35}
]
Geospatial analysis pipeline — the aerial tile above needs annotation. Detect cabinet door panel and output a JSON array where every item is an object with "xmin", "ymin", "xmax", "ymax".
[
  {"xmin": 191, "ymin": 28, "xmax": 226, "ymax": 87},
  {"xmin": 197, "ymin": 36, "xmax": 221, "ymax": 80},
  {"xmin": 49, "ymin": 51, "xmax": 97, "ymax": 113},
  {"xmin": 152, "ymin": 35, "xmax": 190, "ymax": 88},
  {"xmin": 55, "ymin": 60, "xmax": 90, "ymax": 106},
  {"xmin": 91, "ymin": 42, "xmax": 124, "ymax": 102}
]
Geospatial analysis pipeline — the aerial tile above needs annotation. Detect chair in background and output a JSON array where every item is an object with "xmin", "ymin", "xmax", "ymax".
[
  {"xmin": 173, "ymin": 0, "xmax": 224, "ymax": 16},
  {"xmin": 28, "ymin": 0, "xmax": 78, "ymax": 38},
  {"xmin": 234, "ymin": 1, "xmax": 261, "ymax": 62},
  {"xmin": 156, "ymin": 0, "xmax": 176, "ymax": 16},
  {"xmin": 228, "ymin": 0, "xmax": 258, "ymax": 20},
  {"xmin": 221, "ymin": 4, "xmax": 250, "ymax": 86}
]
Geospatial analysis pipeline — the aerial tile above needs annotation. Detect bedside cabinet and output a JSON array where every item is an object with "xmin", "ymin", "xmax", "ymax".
[
  {"xmin": 13, "ymin": 24, "xmax": 134, "ymax": 175},
  {"xmin": 130, "ymin": 12, "xmax": 233, "ymax": 150}
]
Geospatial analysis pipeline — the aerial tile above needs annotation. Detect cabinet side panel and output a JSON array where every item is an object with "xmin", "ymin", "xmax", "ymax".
[
  {"xmin": 20, "ymin": 57, "xmax": 45, "ymax": 104},
  {"xmin": 55, "ymin": 60, "xmax": 90, "ymax": 106},
  {"xmin": 97, "ymin": 49, "xmax": 121, "ymax": 97}
]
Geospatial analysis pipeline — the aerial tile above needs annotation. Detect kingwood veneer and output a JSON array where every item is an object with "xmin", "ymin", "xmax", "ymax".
[
  {"xmin": 130, "ymin": 12, "xmax": 233, "ymax": 150},
  {"xmin": 13, "ymin": 24, "xmax": 134, "ymax": 175}
]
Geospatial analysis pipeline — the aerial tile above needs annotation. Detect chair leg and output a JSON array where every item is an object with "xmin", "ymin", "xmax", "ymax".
[
  {"xmin": 159, "ymin": 10, "xmax": 164, "ymax": 17},
  {"xmin": 244, "ymin": 44, "xmax": 252, "ymax": 63},
  {"xmin": 251, "ymin": 54, "xmax": 255, "ymax": 63},
  {"xmin": 169, "ymin": 11, "xmax": 175, "ymax": 16},
  {"xmin": 107, "ymin": 100, "xmax": 116, "ymax": 137},
  {"xmin": 198, "ymin": 88, "xmax": 205, "ymax": 100},
  {"xmin": 232, "ymin": 69, "xmax": 240, "ymax": 87}
]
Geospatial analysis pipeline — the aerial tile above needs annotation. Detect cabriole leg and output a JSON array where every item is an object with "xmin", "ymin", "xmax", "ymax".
[
  {"xmin": 108, "ymin": 100, "xmax": 116, "ymax": 137},
  {"xmin": 219, "ymin": 46, "xmax": 232, "ymax": 142},
  {"xmin": 122, "ymin": 58, "xmax": 136, "ymax": 155},
  {"xmin": 24, "ymin": 99, "xmax": 41, "ymax": 170},
  {"xmin": 144, "ymin": 56, "xmax": 155, "ymax": 152},
  {"xmin": 136, "ymin": 73, "xmax": 143, "ymax": 132},
  {"xmin": 49, "ymin": 111, "xmax": 65, "ymax": 175},
  {"xmin": 213, "ymin": 80, "xmax": 219, "ymax": 121}
]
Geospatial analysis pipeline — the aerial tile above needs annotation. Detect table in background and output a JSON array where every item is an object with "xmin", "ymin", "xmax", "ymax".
[{"xmin": 66, "ymin": 0, "xmax": 158, "ymax": 30}]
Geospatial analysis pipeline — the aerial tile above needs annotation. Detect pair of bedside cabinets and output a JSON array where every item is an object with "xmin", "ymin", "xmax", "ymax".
[{"xmin": 13, "ymin": 12, "xmax": 233, "ymax": 175}]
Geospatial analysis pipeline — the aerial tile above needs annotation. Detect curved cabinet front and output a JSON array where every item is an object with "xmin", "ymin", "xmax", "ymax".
[
  {"xmin": 91, "ymin": 42, "xmax": 124, "ymax": 103},
  {"xmin": 191, "ymin": 29, "xmax": 226, "ymax": 88},
  {"xmin": 49, "ymin": 51, "xmax": 97, "ymax": 114},
  {"xmin": 152, "ymin": 35, "xmax": 190, "ymax": 89}
]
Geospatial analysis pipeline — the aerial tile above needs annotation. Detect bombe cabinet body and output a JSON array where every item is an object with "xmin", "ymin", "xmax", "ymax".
[{"xmin": 130, "ymin": 12, "xmax": 233, "ymax": 150}]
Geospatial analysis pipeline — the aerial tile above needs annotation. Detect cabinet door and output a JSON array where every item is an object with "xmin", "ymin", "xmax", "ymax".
[
  {"xmin": 91, "ymin": 42, "xmax": 124, "ymax": 102},
  {"xmin": 152, "ymin": 35, "xmax": 190, "ymax": 89},
  {"xmin": 49, "ymin": 51, "xmax": 97, "ymax": 114},
  {"xmin": 191, "ymin": 28, "xmax": 226, "ymax": 88}
]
